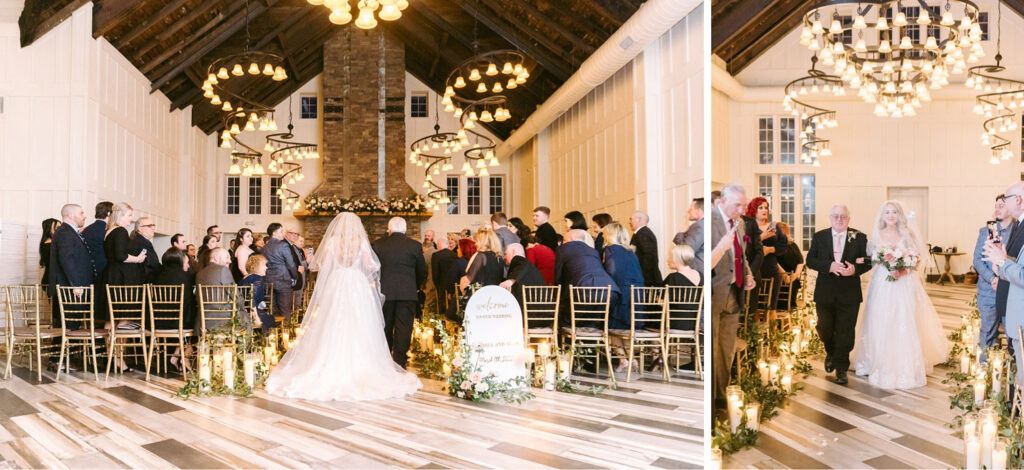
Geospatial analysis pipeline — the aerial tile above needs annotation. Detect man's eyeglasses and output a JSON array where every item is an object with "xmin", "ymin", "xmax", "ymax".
[
  {"xmin": 1005, "ymin": 194, "xmax": 1023, "ymax": 202},
  {"xmin": 141, "ymin": 224, "xmax": 156, "ymax": 228}
]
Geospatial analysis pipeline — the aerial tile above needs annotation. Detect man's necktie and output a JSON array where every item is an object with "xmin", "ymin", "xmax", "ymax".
[{"xmin": 730, "ymin": 219, "xmax": 742, "ymax": 287}]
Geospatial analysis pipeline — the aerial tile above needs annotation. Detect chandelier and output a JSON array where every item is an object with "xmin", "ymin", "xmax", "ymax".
[
  {"xmin": 967, "ymin": 1, "xmax": 1021, "ymax": 164},
  {"xmin": 308, "ymin": 0, "xmax": 408, "ymax": 28},
  {"xmin": 800, "ymin": 0, "xmax": 983, "ymax": 117},
  {"xmin": 782, "ymin": 56, "xmax": 844, "ymax": 165},
  {"xmin": 266, "ymin": 119, "xmax": 319, "ymax": 210},
  {"xmin": 440, "ymin": 50, "xmax": 533, "ymax": 123}
]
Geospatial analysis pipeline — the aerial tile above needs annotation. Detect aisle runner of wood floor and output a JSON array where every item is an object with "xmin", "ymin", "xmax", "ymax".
[
  {"xmin": 727, "ymin": 284, "xmax": 973, "ymax": 469},
  {"xmin": 0, "ymin": 356, "xmax": 701, "ymax": 469}
]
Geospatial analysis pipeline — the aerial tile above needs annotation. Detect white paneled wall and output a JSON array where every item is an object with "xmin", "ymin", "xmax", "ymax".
[
  {"xmin": 509, "ymin": 11, "xmax": 703, "ymax": 279},
  {"xmin": 0, "ymin": 4, "xmax": 218, "ymax": 284},
  {"xmin": 712, "ymin": 0, "xmax": 1023, "ymax": 274}
]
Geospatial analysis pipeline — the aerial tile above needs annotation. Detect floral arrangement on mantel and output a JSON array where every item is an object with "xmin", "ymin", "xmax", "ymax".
[{"xmin": 302, "ymin": 194, "xmax": 430, "ymax": 216}]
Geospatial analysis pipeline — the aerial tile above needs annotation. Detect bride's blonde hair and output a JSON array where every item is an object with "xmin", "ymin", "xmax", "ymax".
[{"xmin": 870, "ymin": 200, "xmax": 926, "ymax": 257}]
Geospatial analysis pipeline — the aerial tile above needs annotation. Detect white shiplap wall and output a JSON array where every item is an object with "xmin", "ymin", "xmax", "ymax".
[
  {"xmin": 509, "ymin": 11, "xmax": 703, "ymax": 280},
  {"xmin": 0, "ymin": 4, "xmax": 218, "ymax": 284}
]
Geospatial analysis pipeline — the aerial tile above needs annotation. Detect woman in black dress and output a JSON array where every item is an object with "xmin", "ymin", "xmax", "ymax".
[
  {"xmin": 775, "ymin": 222, "xmax": 805, "ymax": 310},
  {"xmin": 40, "ymin": 218, "xmax": 61, "ymax": 292},
  {"xmin": 746, "ymin": 197, "xmax": 787, "ymax": 313},
  {"xmin": 664, "ymin": 244, "xmax": 702, "ymax": 373},
  {"xmin": 460, "ymin": 228, "xmax": 504, "ymax": 289},
  {"xmin": 100, "ymin": 203, "xmax": 146, "ymax": 329},
  {"xmin": 152, "ymin": 248, "xmax": 195, "ymax": 373}
]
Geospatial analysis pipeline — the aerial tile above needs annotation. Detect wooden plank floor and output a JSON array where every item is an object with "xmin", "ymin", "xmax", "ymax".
[
  {"xmin": 0, "ymin": 352, "xmax": 702, "ymax": 469},
  {"xmin": 726, "ymin": 283, "xmax": 973, "ymax": 469}
]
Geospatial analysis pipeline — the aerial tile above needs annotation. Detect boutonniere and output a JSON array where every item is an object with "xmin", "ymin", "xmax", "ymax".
[
  {"xmin": 743, "ymin": 235, "xmax": 752, "ymax": 244},
  {"xmin": 847, "ymin": 230, "xmax": 857, "ymax": 243}
]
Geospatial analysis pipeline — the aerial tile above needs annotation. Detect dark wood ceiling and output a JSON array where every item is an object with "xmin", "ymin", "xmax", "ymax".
[
  {"xmin": 712, "ymin": 0, "xmax": 1024, "ymax": 76},
  {"xmin": 21, "ymin": 0, "xmax": 640, "ymax": 139}
]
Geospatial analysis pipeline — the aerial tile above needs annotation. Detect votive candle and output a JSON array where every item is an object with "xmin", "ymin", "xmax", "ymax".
[
  {"xmin": 974, "ymin": 379, "xmax": 986, "ymax": 406},
  {"xmin": 993, "ymin": 438, "xmax": 1008, "ymax": 470},
  {"xmin": 243, "ymin": 357, "xmax": 256, "ymax": 388},
  {"xmin": 726, "ymin": 385, "xmax": 744, "ymax": 432},
  {"xmin": 758, "ymin": 360, "xmax": 769, "ymax": 383},
  {"xmin": 745, "ymin": 402, "xmax": 761, "ymax": 432}
]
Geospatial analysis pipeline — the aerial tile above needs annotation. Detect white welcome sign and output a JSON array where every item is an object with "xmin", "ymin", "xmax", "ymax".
[{"xmin": 463, "ymin": 286, "xmax": 526, "ymax": 383}]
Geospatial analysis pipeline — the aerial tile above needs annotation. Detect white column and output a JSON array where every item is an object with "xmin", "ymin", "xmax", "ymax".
[
  {"xmin": 536, "ymin": 129, "xmax": 551, "ymax": 205},
  {"xmin": 641, "ymin": 40, "xmax": 668, "ymax": 277}
]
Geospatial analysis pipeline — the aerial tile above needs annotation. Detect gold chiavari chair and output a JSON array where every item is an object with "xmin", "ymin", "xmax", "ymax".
[
  {"xmin": 55, "ymin": 286, "xmax": 102, "ymax": 381},
  {"xmin": 522, "ymin": 285, "xmax": 561, "ymax": 349},
  {"xmin": 105, "ymin": 285, "xmax": 149, "ymax": 379},
  {"xmin": 560, "ymin": 286, "xmax": 615, "ymax": 386},
  {"xmin": 1, "ymin": 286, "xmax": 9, "ymax": 379},
  {"xmin": 302, "ymin": 275, "xmax": 316, "ymax": 311},
  {"xmin": 755, "ymin": 277, "xmax": 774, "ymax": 315},
  {"xmin": 611, "ymin": 286, "xmax": 669, "ymax": 382},
  {"xmin": 146, "ymin": 285, "xmax": 192, "ymax": 380},
  {"xmin": 197, "ymin": 285, "xmax": 238, "ymax": 334},
  {"xmin": 7, "ymin": 285, "xmax": 62, "ymax": 381},
  {"xmin": 664, "ymin": 285, "xmax": 703, "ymax": 380}
]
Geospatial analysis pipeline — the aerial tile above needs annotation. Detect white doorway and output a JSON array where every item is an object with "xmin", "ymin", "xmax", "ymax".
[{"xmin": 887, "ymin": 187, "xmax": 929, "ymax": 245}]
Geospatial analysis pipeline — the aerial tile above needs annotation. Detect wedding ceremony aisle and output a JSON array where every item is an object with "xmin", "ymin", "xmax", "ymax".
[
  {"xmin": 0, "ymin": 366, "xmax": 702, "ymax": 469},
  {"xmin": 725, "ymin": 283, "xmax": 971, "ymax": 469}
]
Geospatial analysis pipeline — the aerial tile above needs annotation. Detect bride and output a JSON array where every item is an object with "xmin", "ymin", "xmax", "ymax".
[
  {"xmin": 265, "ymin": 212, "xmax": 422, "ymax": 401},
  {"xmin": 852, "ymin": 200, "xmax": 949, "ymax": 389}
]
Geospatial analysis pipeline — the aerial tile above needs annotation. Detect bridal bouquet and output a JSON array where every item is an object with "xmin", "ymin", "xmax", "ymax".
[{"xmin": 874, "ymin": 245, "xmax": 919, "ymax": 282}]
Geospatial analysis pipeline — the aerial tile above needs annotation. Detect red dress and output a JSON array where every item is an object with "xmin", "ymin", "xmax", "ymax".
[{"xmin": 526, "ymin": 244, "xmax": 556, "ymax": 285}]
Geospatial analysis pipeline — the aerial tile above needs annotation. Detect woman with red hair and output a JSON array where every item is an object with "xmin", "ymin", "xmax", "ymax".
[{"xmin": 746, "ymin": 196, "xmax": 788, "ymax": 313}]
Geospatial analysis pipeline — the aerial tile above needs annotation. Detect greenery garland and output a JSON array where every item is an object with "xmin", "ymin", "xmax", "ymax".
[
  {"xmin": 712, "ymin": 302, "xmax": 823, "ymax": 455},
  {"xmin": 303, "ymin": 194, "xmax": 429, "ymax": 216}
]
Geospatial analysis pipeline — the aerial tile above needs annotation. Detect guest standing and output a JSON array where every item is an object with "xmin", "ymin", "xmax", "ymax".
[
  {"xmin": 421, "ymin": 240, "xmax": 438, "ymax": 317},
  {"xmin": 500, "ymin": 243, "xmax": 547, "ymax": 309},
  {"xmin": 592, "ymin": 213, "xmax": 612, "ymax": 253},
  {"xmin": 48, "ymin": 204, "xmax": 96, "ymax": 328},
  {"xmin": 431, "ymin": 237, "xmax": 458, "ymax": 317},
  {"xmin": 532, "ymin": 206, "xmax": 560, "ymax": 252},
  {"xmin": 601, "ymin": 222, "xmax": 646, "ymax": 332},
  {"xmin": 776, "ymin": 222, "xmax": 806, "ymax": 311},
  {"xmin": 748, "ymin": 197, "xmax": 787, "ymax": 311},
  {"xmin": 231, "ymin": 228, "xmax": 255, "ymax": 283},
  {"xmin": 129, "ymin": 217, "xmax": 161, "ymax": 283},
  {"xmin": 681, "ymin": 198, "xmax": 705, "ymax": 273},
  {"xmin": 508, "ymin": 217, "xmax": 531, "ymax": 238},
  {"xmin": 285, "ymin": 227, "xmax": 308, "ymax": 312},
  {"xmin": 423, "ymin": 229, "xmax": 437, "ymax": 249},
  {"xmin": 460, "ymin": 227, "xmax": 504, "ymax": 289},
  {"xmin": 263, "ymin": 223, "xmax": 299, "ymax": 323},
  {"xmin": 169, "ymin": 233, "xmax": 195, "ymax": 279},
  {"xmin": 629, "ymin": 211, "xmax": 662, "ymax": 287},
  {"xmin": 490, "ymin": 212, "xmax": 520, "ymax": 253},
  {"xmin": 553, "ymin": 229, "xmax": 621, "ymax": 326},
  {"xmin": 196, "ymin": 235, "xmax": 218, "ymax": 271},
  {"xmin": 81, "ymin": 201, "xmax": 112, "ymax": 280},
  {"xmin": 39, "ymin": 218, "xmax": 60, "ymax": 288},
  {"xmin": 975, "ymin": 195, "xmax": 1014, "ymax": 353},
  {"xmin": 101, "ymin": 203, "xmax": 146, "ymax": 330},
  {"xmin": 523, "ymin": 233, "xmax": 555, "ymax": 285},
  {"xmin": 372, "ymin": 217, "xmax": 427, "ymax": 369}
]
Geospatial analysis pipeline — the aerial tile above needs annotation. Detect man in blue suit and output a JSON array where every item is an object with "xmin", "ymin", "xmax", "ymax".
[
  {"xmin": 984, "ymin": 182, "xmax": 1024, "ymax": 385},
  {"xmin": 553, "ymin": 229, "xmax": 621, "ymax": 326},
  {"xmin": 974, "ymin": 195, "xmax": 1014, "ymax": 357},
  {"xmin": 263, "ymin": 223, "xmax": 298, "ymax": 323},
  {"xmin": 49, "ymin": 204, "xmax": 96, "ymax": 329},
  {"xmin": 80, "ymin": 201, "xmax": 112, "ymax": 278}
]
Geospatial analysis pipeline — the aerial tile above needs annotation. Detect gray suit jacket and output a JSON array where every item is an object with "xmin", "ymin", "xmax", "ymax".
[
  {"xmin": 682, "ymin": 217, "xmax": 704, "ymax": 274},
  {"xmin": 998, "ymin": 240, "xmax": 1024, "ymax": 345},
  {"xmin": 263, "ymin": 237, "xmax": 298, "ymax": 287},
  {"xmin": 495, "ymin": 226, "xmax": 520, "ymax": 253},
  {"xmin": 711, "ymin": 207, "xmax": 750, "ymax": 313}
]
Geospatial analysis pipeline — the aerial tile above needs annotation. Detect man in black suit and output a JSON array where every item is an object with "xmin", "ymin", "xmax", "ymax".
[
  {"xmin": 500, "ymin": 243, "xmax": 547, "ymax": 310},
  {"xmin": 49, "ymin": 204, "xmax": 96, "ymax": 328},
  {"xmin": 431, "ymin": 237, "xmax": 457, "ymax": 315},
  {"xmin": 532, "ymin": 206, "xmax": 560, "ymax": 252},
  {"xmin": 629, "ymin": 211, "xmax": 663, "ymax": 287},
  {"xmin": 805, "ymin": 204, "xmax": 871, "ymax": 385},
  {"xmin": 129, "ymin": 217, "xmax": 161, "ymax": 283},
  {"xmin": 285, "ymin": 227, "xmax": 308, "ymax": 310},
  {"xmin": 372, "ymin": 217, "xmax": 427, "ymax": 369},
  {"xmin": 80, "ymin": 201, "xmax": 112, "ymax": 278},
  {"xmin": 554, "ymin": 230, "xmax": 621, "ymax": 326},
  {"xmin": 263, "ymin": 223, "xmax": 298, "ymax": 322}
]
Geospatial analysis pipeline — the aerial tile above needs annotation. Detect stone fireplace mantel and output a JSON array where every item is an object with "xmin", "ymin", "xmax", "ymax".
[{"xmin": 295, "ymin": 211, "xmax": 433, "ymax": 246}]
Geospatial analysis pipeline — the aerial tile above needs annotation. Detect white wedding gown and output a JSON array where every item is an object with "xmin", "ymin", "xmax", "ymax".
[
  {"xmin": 265, "ymin": 213, "xmax": 422, "ymax": 401},
  {"xmin": 853, "ymin": 238, "xmax": 950, "ymax": 389}
]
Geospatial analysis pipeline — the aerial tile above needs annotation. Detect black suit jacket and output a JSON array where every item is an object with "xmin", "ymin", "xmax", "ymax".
[
  {"xmin": 372, "ymin": 232, "xmax": 427, "ymax": 302},
  {"xmin": 630, "ymin": 226, "xmax": 663, "ymax": 287},
  {"xmin": 129, "ymin": 234, "xmax": 161, "ymax": 283},
  {"xmin": 506, "ymin": 256, "xmax": 547, "ymax": 308},
  {"xmin": 535, "ymin": 222, "xmax": 559, "ymax": 253},
  {"xmin": 431, "ymin": 248, "xmax": 458, "ymax": 293},
  {"xmin": 48, "ymin": 224, "xmax": 95, "ymax": 297},
  {"xmin": 81, "ymin": 220, "xmax": 106, "ymax": 275},
  {"xmin": 287, "ymin": 241, "xmax": 308, "ymax": 290},
  {"xmin": 742, "ymin": 216, "xmax": 764, "ymax": 278},
  {"xmin": 805, "ymin": 228, "xmax": 871, "ymax": 303}
]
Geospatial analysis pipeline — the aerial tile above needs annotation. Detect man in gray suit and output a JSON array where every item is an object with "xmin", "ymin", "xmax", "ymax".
[
  {"xmin": 711, "ymin": 184, "xmax": 756, "ymax": 406},
  {"xmin": 681, "ymin": 197, "xmax": 704, "ymax": 273},
  {"xmin": 491, "ymin": 212, "xmax": 520, "ymax": 253},
  {"xmin": 984, "ymin": 182, "xmax": 1024, "ymax": 383},
  {"xmin": 263, "ymin": 223, "xmax": 299, "ymax": 323},
  {"xmin": 974, "ymin": 195, "xmax": 1014, "ymax": 359}
]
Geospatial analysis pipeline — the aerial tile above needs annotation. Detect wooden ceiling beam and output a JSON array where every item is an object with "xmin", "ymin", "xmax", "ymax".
[
  {"xmin": 1004, "ymin": 0, "xmax": 1024, "ymax": 20},
  {"xmin": 726, "ymin": 3, "xmax": 807, "ymax": 74},
  {"xmin": 713, "ymin": 0, "xmax": 805, "ymax": 65},
  {"xmin": 139, "ymin": 0, "xmax": 249, "ymax": 73},
  {"xmin": 483, "ymin": 0, "xmax": 581, "ymax": 66},
  {"xmin": 577, "ymin": 0, "xmax": 626, "ymax": 27},
  {"xmin": 510, "ymin": 0, "xmax": 595, "ymax": 55},
  {"xmin": 113, "ymin": 0, "xmax": 190, "ymax": 48},
  {"xmin": 133, "ymin": 1, "xmax": 223, "ymax": 60},
  {"xmin": 19, "ymin": 0, "xmax": 90, "ymax": 47},
  {"xmin": 711, "ymin": 0, "xmax": 779, "ymax": 52},
  {"xmin": 149, "ymin": 0, "xmax": 277, "ymax": 92},
  {"xmin": 429, "ymin": 32, "xmax": 449, "ymax": 77},
  {"xmin": 407, "ymin": 1, "xmax": 477, "ymax": 53},
  {"xmin": 454, "ymin": 0, "xmax": 572, "ymax": 81},
  {"xmin": 536, "ymin": 0, "xmax": 612, "ymax": 38},
  {"xmin": 92, "ymin": 0, "xmax": 148, "ymax": 38}
]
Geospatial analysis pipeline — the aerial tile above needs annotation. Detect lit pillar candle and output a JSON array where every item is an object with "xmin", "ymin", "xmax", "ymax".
[
  {"xmin": 271, "ymin": 351, "xmax": 279, "ymax": 365},
  {"xmin": 243, "ymin": 357, "xmax": 256, "ymax": 388},
  {"xmin": 282, "ymin": 332, "xmax": 290, "ymax": 350},
  {"xmin": 543, "ymin": 360, "xmax": 555, "ymax": 390},
  {"xmin": 745, "ymin": 402, "xmax": 761, "ymax": 432},
  {"xmin": 221, "ymin": 349, "xmax": 233, "ymax": 371},
  {"xmin": 961, "ymin": 351, "xmax": 970, "ymax": 373},
  {"xmin": 557, "ymin": 354, "xmax": 571, "ymax": 380},
  {"xmin": 769, "ymin": 361, "xmax": 780, "ymax": 384},
  {"xmin": 443, "ymin": 364, "xmax": 452, "ymax": 376},
  {"xmin": 981, "ymin": 410, "xmax": 997, "ymax": 469},
  {"xmin": 974, "ymin": 379, "xmax": 987, "ymax": 406},
  {"xmin": 726, "ymin": 385, "xmax": 744, "ymax": 432},
  {"xmin": 758, "ymin": 360, "xmax": 769, "ymax": 383},
  {"xmin": 709, "ymin": 448, "xmax": 722, "ymax": 470},
  {"xmin": 223, "ymin": 366, "xmax": 234, "ymax": 390},
  {"xmin": 424, "ymin": 328, "xmax": 434, "ymax": 350},
  {"xmin": 198, "ymin": 354, "xmax": 211, "ymax": 384},
  {"xmin": 537, "ymin": 341, "xmax": 551, "ymax": 358},
  {"xmin": 993, "ymin": 438, "xmax": 1007, "ymax": 470},
  {"xmin": 264, "ymin": 346, "xmax": 273, "ymax": 365},
  {"xmin": 966, "ymin": 433, "xmax": 981, "ymax": 470},
  {"xmin": 781, "ymin": 373, "xmax": 793, "ymax": 392}
]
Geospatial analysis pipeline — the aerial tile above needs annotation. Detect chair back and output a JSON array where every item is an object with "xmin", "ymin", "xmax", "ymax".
[
  {"xmin": 264, "ymin": 282, "xmax": 275, "ymax": 318},
  {"xmin": 237, "ymin": 284, "xmax": 254, "ymax": 312},
  {"xmin": 147, "ymin": 284, "xmax": 185, "ymax": 334},
  {"xmin": 523, "ymin": 285, "xmax": 560, "ymax": 328},
  {"xmin": 756, "ymin": 277, "xmax": 774, "ymax": 310},
  {"xmin": 569, "ymin": 286, "xmax": 611, "ymax": 333},
  {"xmin": 667, "ymin": 285, "xmax": 703, "ymax": 334},
  {"xmin": 197, "ymin": 285, "xmax": 237, "ymax": 333},
  {"xmin": 106, "ymin": 285, "xmax": 146, "ymax": 327},
  {"xmin": 7, "ymin": 285, "xmax": 44, "ymax": 331},
  {"xmin": 630, "ymin": 286, "xmax": 667, "ymax": 334},
  {"xmin": 0, "ymin": 286, "xmax": 9, "ymax": 333},
  {"xmin": 56, "ymin": 285, "xmax": 96, "ymax": 333}
]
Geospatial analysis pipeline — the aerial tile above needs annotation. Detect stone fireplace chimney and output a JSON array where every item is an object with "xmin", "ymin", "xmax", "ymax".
[{"xmin": 300, "ymin": 28, "xmax": 427, "ymax": 245}]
